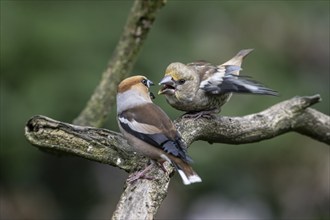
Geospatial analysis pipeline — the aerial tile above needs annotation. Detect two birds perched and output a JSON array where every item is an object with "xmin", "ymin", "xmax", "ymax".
[{"xmin": 116, "ymin": 49, "xmax": 278, "ymax": 185}]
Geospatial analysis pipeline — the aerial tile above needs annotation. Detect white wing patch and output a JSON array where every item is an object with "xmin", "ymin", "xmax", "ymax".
[
  {"xmin": 118, "ymin": 116, "xmax": 160, "ymax": 134},
  {"xmin": 200, "ymin": 65, "xmax": 243, "ymax": 89},
  {"xmin": 200, "ymin": 68, "xmax": 225, "ymax": 89}
]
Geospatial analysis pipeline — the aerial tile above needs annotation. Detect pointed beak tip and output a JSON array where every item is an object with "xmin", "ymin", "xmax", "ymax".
[
  {"xmin": 158, "ymin": 79, "xmax": 166, "ymax": 85},
  {"xmin": 159, "ymin": 75, "xmax": 174, "ymax": 85}
]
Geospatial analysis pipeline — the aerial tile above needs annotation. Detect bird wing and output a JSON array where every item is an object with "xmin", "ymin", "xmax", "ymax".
[
  {"xmin": 198, "ymin": 64, "xmax": 242, "ymax": 89},
  {"xmin": 118, "ymin": 103, "xmax": 192, "ymax": 163},
  {"xmin": 200, "ymin": 68, "xmax": 278, "ymax": 96}
]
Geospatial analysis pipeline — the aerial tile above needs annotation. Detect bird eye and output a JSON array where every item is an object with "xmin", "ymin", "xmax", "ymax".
[
  {"xmin": 178, "ymin": 79, "xmax": 186, "ymax": 85},
  {"xmin": 141, "ymin": 79, "xmax": 148, "ymax": 86},
  {"xmin": 141, "ymin": 78, "xmax": 154, "ymax": 88}
]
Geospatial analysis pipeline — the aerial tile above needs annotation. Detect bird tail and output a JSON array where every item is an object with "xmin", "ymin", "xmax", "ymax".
[
  {"xmin": 220, "ymin": 49, "xmax": 254, "ymax": 70},
  {"xmin": 223, "ymin": 75, "xmax": 278, "ymax": 96},
  {"xmin": 167, "ymin": 155, "xmax": 202, "ymax": 185}
]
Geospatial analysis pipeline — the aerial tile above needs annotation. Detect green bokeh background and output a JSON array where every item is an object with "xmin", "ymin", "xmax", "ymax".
[{"xmin": 1, "ymin": 1, "xmax": 329, "ymax": 219}]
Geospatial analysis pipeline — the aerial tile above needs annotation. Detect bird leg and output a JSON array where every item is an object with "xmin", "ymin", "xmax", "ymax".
[
  {"xmin": 127, "ymin": 163, "xmax": 154, "ymax": 183},
  {"xmin": 127, "ymin": 160, "xmax": 170, "ymax": 183},
  {"xmin": 182, "ymin": 109, "xmax": 219, "ymax": 120}
]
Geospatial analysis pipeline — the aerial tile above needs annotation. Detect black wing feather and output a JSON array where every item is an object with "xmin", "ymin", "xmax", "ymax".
[
  {"xmin": 202, "ymin": 74, "xmax": 278, "ymax": 96},
  {"xmin": 119, "ymin": 113, "xmax": 192, "ymax": 163}
]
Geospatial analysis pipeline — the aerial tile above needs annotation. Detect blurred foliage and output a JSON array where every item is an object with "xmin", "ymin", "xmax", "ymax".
[{"xmin": 1, "ymin": 1, "xmax": 329, "ymax": 220}]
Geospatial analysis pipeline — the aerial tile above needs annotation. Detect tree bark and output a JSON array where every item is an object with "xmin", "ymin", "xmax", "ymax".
[
  {"xmin": 24, "ymin": 95, "xmax": 330, "ymax": 219},
  {"xmin": 73, "ymin": 0, "xmax": 166, "ymax": 127},
  {"xmin": 176, "ymin": 94, "xmax": 329, "ymax": 145}
]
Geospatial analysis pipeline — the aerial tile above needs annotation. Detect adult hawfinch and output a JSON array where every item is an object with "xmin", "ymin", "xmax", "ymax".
[{"xmin": 117, "ymin": 75, "xmax": 201, "ymax": 185}]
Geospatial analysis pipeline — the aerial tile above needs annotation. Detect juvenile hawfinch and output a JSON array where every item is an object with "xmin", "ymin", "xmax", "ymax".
[
  {"xmin": 116, "ymin": 75, "xmax": 201, "ymax": 185},
  {"xmin": 158, "ymin": 49, "xmax": 278, "ymax": 118}
]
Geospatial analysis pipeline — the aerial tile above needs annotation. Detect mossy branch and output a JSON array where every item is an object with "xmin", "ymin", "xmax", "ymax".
[{"xmin": 25, "ymin": 95, "xmax": 329, "ymax": 220}]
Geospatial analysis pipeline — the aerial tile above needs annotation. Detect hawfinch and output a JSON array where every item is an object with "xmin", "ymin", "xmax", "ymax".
[
  {"xmin": 116, "ymin": 75, "xmax": 201, "ymax": 185},
  {"xmin": 158, "ymin": 49, "xmax": 278, "ymax": 117}
]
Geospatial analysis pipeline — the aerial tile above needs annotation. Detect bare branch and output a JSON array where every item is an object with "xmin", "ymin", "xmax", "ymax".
[
  {"xmin": 73, "ymin": 0, "xmax": 166, "ymax": 127},
  {"xmin": 24, "ymin": 95, "xmax": 329, "ymax": 220},
  {"xmin": 25, "ymin": 95, "xmax": 329, "ymax": 168},
  {"xmin": 292, "ymin": 108, "xmax": 330, "ymax": 144},
  {"xmin": 25, "ymin": 115, "xmax": 139, "ymax": 172},
  {"xmin": 112, "ymin": 165, "xmax": 172, "ymax": 220},
  {"xmin": 176, "ymin": 94, "xmax": 330, "ymax": 145},
  {"xmin": 25, "ymin": 115, "xmax": 172, "ymax": 220}
]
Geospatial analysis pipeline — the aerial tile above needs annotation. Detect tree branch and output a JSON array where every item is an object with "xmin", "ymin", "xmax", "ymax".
[
  {"xmin": 73, "ymin": 0, "xmax": 166, "ymax": 127},
  {"xmin": 176, "ymin": 94, "xmax": 329, "ymax": 145},
  {"xmin": 25, "ymin": 115, "xmax": 137, "ymax": 172},
  {"xmin": 24, "ymin": 95, "xmax": 329, "ymax": 220},
  {"xmin": 25, "ymin": 116, "xmax": 173, "ymax": 220},
  {"xmin": 111, "ymin": 164, "xmax": 172, "ymax": 220}
]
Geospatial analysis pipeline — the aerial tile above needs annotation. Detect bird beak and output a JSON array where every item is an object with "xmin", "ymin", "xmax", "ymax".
[
  {"xmin": 147, "ymin": 79, "xmax": 154, "ymax": 88},
  {"xmin": 158, "ymin": 75, "xmax": 176, "ymax": 95}
]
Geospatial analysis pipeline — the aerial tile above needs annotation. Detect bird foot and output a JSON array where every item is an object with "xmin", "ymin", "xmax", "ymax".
[
  {"xmin": 127, "ymin": 161, "xmax": 170, "ymax": 183},
  {"xmin": 182, "ymin": 110, "xmax": 219, "ymax": 120},
  {"xmin": 127, "ymin": 163, "xmax": 154, "ymax": 183}
]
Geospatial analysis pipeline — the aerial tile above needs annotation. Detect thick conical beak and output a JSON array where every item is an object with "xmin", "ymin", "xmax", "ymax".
[
  {"xmin": 158, "ymin": 75, "xmax": 176, "ymax": 95},
  {"xmin": 147, "ymin": 79, "xmax": 154, "ymax": 88}
]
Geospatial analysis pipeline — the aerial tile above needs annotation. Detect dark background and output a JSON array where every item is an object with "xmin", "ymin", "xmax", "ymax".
[{"xmin": 1, "ymin": 1, "xmax": 329, "ymax": 219}]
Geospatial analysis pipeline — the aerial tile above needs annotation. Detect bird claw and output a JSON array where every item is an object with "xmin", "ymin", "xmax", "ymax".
[
  {"xmin": 127, "ymin": 163, "xmax": 154, "ymax": 183},
  {"xmin": 127, "ymin": 174, "xmax": 153, "ymax": 183},
  {"xmin": 182, "ymin": 110, "xmax": 219, "ymax": 120},
  {"xmin": 127, "ymin": 161, "xmax": 169, "ymax": 183}
]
